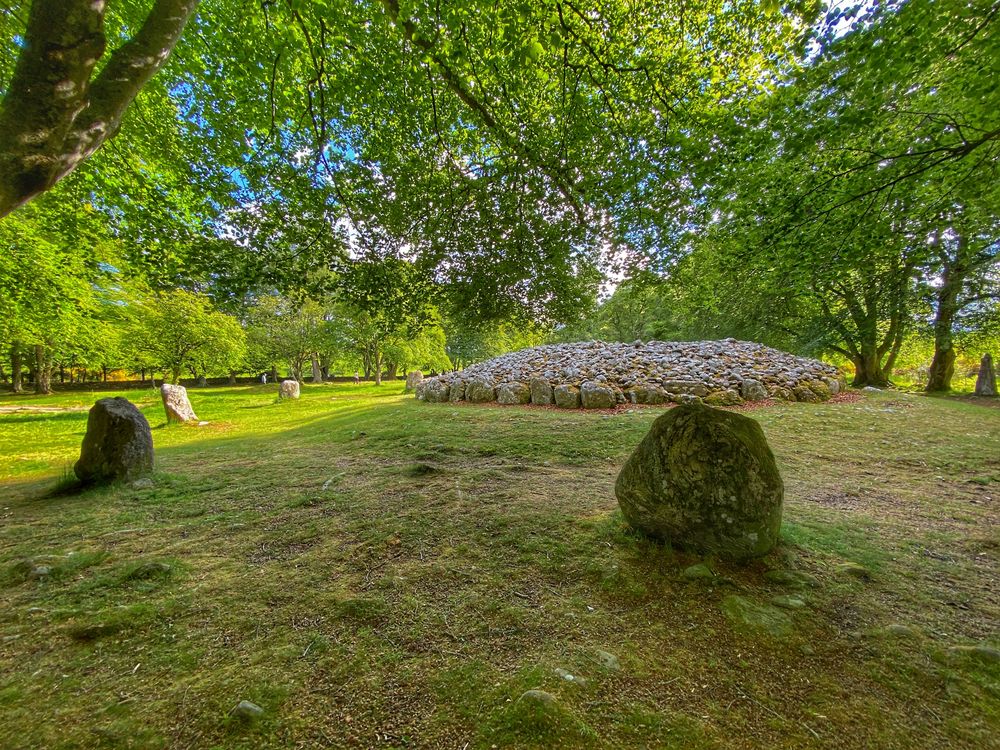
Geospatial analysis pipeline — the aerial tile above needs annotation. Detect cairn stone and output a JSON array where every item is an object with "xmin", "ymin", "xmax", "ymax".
[
  {"xmin": 279, "ymin": 380, "xmax": 300, "ymax": 399},
  {"xmin": 160, "ymin": 384, "xmax": 198, "ymax": 423},
  {"xmin": 740, "ymin": 379, "xmax": 768, "ymax": 402},
  {"xmin": 449, "ymin": 380, "xmax": 466, "ymax": 402},
  {"xmin": 975, "ymin": 354, "xmax": 997, "ymax": 397},
  {"xmin": 530, "ymin": 377, "xmax": 554, "ymax": 405},
  {"xmin": 615, "ymin": 403, "xmax": 783, "ymax": 560},
  {"xmin": 581, "ymin": 381, "xmax": 616, "ymax": 409},
  {"xmin": 466, "ymin": 378, "xmax": 496, "ymax": 403},
  {"xmin": 74, "ymin": 398, "xmax": 154, "ymax": 485},
  {"xmin": 422, "ymin": 379, "xmax": 450, "ymax": 402},
  {"xmin": 498, "ymin": 382, "xmax": 531, "ymax": 405},
  {"xmin": 554, "ymin": 384, "xmax": 581, "ymax": 408},
  {"xmin": 404, "ymin": 371, "xmax": 424, "ymax": 392}
]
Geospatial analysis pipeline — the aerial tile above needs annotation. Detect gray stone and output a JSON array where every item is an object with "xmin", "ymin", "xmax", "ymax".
[
  {"xmin": 663, "ymin": 379, "xmax": 709, "ymax": 398},
  {"xmin": 160, "ymin": 384, "xmax": 198, "ymax": 423},
  {"xmin": 771, "ymin": 595, "xmax": 806, "ymax": 610},
  {"xmin": 553, "ymin": 384, "xmax": 581, "ymax": 409},
  {"xmin": 422, "ymin": 379, "xmax": 450, "ymax": 402},
  {"xmin": 630, "ymin": 383, "xmax": 668, "ymax": 405},
  {"xmin": 681, "ymin": 563, "xmax": 715, "ymax": 581},
  {"xmin": 131, "ymin": 477, "xmax": 155, "ymax": 490},
  {"xmin": 594, "ymin": 649, "xmax": 620, "ymax": 670},
  {"xmin": 704, "ymin": 389, "xmax": 743, "ymax": 406},
  {"xmin": 825, "ymin": 378, "xmax": 841, "ymax": 396},
  {"xmin": 721, "ymin": 595, "xmax": 793, "ymax": 638},
  {"xmin": 837, "ymin": 561, "xmax": 872, "ymax": 580},
  {"xmin": 793, "ymin": 385, "xmax": 822, "ymax": 403},
  {"xmin": 740, "ymin": 379, "xmax": 768, "ymax": 402},
  {"xmin": 74, "ymin": 398, "xmax": 154, "ymax": 485},
  {"xmin": 449, "ymin": 380, "xmax": 466, "ymax": 402},
  {"xmin": 517, "ymin": 689, "xmax": 557, "ymax": 708},
  {"xmin": 581, "ymin": 381, "xmax": 616, "ymax": 409},
  {"xmin": 466, "ymin": 378, "xmax": 496, "ymax": 403},
  {"xmin": 404, "ymin": 370, "xmax": 424, "ymax": 392},
  {"xmin": 615, "ymin": 403, "xmax": 783, "ymax": 560},
  {"xmin": 530, "ymin": 377, "xmax": 554, "ymax": 405},
  {"xmin": 28, "ymin": 565, "xmax": 51, "ymax": 580},
  {"xmin": 975, "ymin": 353, "xmax": 997, "ymax": 397},
  {"xmin": 278, "ymin": 380, "xmax": 300, "ymax": 399},
  {"xmin": 497, "ymin": 382, "xmax": 531, "ymax": 405},
  {"xmin": 234, "ymin": 700, "xmax": 264, "ymax": 719},
  {"xmin": 554, "ymin": 667, "xmax": 588, "ymax": 686}
]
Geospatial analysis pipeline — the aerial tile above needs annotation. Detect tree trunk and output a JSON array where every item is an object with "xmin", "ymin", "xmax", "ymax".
[
  {"xmin": 34, "ymin": 344, "xmax": 53, "ymax": 394},
  {"xmin": 311, "ymin": 356, "xmax": 323, "ymax": 383},
  {"xmin": 228, "ymin": 371, "xmax": 237, "ymax": 385},
  {"xmin": 171, "ymin": 367, "xmax": 182, "ymax": 385},
  {"xmin": 926, "ymin": 247, "xmax": 966, "ymax": 392},
  {"xmin": 851, "ymin": 349, "xmax": 891, "ymax": 388},
  {"xmin": 374, "ymin": 349, "xmax": 383, "ymax": 386},
  {"xmin": 101, "ymin": 365, "xmax": 108, "ymax": 382},
  {"xmin": 10, "ymin": 344, "xmax": 23, "ymax": 393},
  {"xmin": 385, "ymin": 362, "xmax": 398, "ymax": 380},
  {"xmin": 0, "ymin": 0, "xmax": 200, "ymax": 218}
]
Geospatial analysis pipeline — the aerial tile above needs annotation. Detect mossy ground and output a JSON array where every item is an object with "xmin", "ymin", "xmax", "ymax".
[{"xmin": 0, "ymin": 383, "xmax": 997, "ymax": 748}]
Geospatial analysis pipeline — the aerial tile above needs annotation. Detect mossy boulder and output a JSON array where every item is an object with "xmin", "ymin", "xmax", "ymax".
[{"xmin": 614, "ymin": 403, "xmax": 783, "ymax": 561}]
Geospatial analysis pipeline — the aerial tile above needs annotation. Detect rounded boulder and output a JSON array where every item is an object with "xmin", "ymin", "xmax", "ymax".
[{"xmin": 614, "ymin": 403, "xmax": 783, "ymax": 560}]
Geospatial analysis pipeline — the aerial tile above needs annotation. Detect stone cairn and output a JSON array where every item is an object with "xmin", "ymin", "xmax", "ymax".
[
  {"xmin": 161, "ymin": 383, "xmax": 198, "ymax": 422},
  {"xmin": 279, "ymin": 379, "xmax": 301, "ymax": 399},
  {"xmin": 415, "ymin": 339, "xmax": 844, "ymax": 408}
]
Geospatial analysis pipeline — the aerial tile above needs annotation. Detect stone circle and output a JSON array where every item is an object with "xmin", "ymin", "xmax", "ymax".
[{"xmin": 415, "ymin": 339, "xmax": 843, "ymax": 408}]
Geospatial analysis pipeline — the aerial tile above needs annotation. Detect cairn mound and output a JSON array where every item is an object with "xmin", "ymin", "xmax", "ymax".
[{"xmin": 416, "ymin": 339, "xmax": 843, "ymax": 408}]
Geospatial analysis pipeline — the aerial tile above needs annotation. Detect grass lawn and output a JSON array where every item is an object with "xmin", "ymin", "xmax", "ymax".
[{"xmin": 0, "ymin": 383, "xmax": 998, "ymax": 749}]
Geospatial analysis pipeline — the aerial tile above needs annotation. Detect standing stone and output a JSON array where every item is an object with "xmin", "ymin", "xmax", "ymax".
[
  {"xmin": 160, "ymin": 384, "xmax": 198, "ymax": 423},
  {"xmin": 975, "ymin": 354, "xmax": 997, "ymax": 397},
  {"xmin": 630, "ymin": 383, "xmax": 668, "ymax": 405},
  {"xmin": 581, "ymin": 381, "xmax": 616, "ymax": 409},
  {"xmin": 497, "ymin": 382, "xmax": 531, "ymax": 405},
  {"xmin": 466, "ymin": 378, "xmax": 497, "ymax": 403},
  {"xmin": 449, "ymin": 380, "xmax": 466, "ymax": 402},
  {"xmin": 74, "ymin": 398, "xmax": 154, "ymax": 484},
  {"xmin": 615, "ymin": 403, "xmax": 783, "ymax": 560},
  {"xmin": 405, "ymin": 371, "xmax": 424, "ymax": 392},
  {"xmin": 279, "ymin": 380, "xmax": 300, "ymax": 399},
  {"xmin": 529, "ymin": 377, "xmax": 554, "ymax": 405},
  {"xmin": 553, "ymin": 384, "xmax": 581, "ymax": 408}
]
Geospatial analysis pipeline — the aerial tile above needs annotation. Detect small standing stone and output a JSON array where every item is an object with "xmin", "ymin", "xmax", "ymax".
[
  {"xmin": 279, "ymin": 380, "xmax": 300, "ymax": 399},
  {"xmin": 161, "ymin": 384, "xmax": 198, "ymax": 423},
  {"xmin": 422, "ymin": 379, "xmax": 450, "ymax": 402},
  {"xmin": 740, "ymin": 379, "xmax": 768, "ymax": 402},
  {"xmin": 529, "ymin": 377, "xmax": 554, "ymax": 405},
  {"xmin": 553, "ymin": 384, "xmax": 581, "ymax": 408},
  {"xmin": 404, "ymin": 371, "xmax": 424, "ymax": 392},
  {"xmin": 74, "ymin": 398, "xmax": 154, "ymax": 484},
  {"xmin": 581, "ymin": 381, "xmax": 616, "ymax": 409},
  {"xmin": 975, "ymin": 353, "xmax": 997, "ymax": 397}
]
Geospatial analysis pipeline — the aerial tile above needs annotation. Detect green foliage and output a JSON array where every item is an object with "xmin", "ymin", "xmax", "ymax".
[{"xmin": 129, "ymin": 289, "xmax": 246, "ymax": 383}]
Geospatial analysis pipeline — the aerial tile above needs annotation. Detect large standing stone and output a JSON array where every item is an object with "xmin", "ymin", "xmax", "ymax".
[
  {"xmin": 279, "ymin": 380, "xmax": 301, "ymax": 399},
  {"xmin": 466, "ymin": 378, "xmax": 497, "ymax": 403},
  {"xmin": 530, "ymin": 377, "xmax": 554, "ymax": 405},
  {"xmin": 581, "ymin": 381, "xmax": 616, "ymax": 409},
  {"xmin": 160, "ymin": 384, "xmax": 198, "ymax": 423},
  {"xmin": 615, "ymin": 403, "xmax": 783, "ymax": 560},
  {"xmin": 405, "ymin": 371, "xmax": 424, "ymax": 392},
  {"xmin": 497, "ymin": 382, "xmax": 531, "ymax": 405},
  {"xmin": 553, "ymin": 384, "xmax": 581, "ymax": 408},
  {"xmin": 74, "ymin": 398, "xmax": 154, "ymax": 484},
  {"xmin": 422, "ymin": 379, "xmax": 450, "ymax": 402},
  {"xmin": 975, "ymin": 354, "xmax": 997, "ymax": 397}
]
